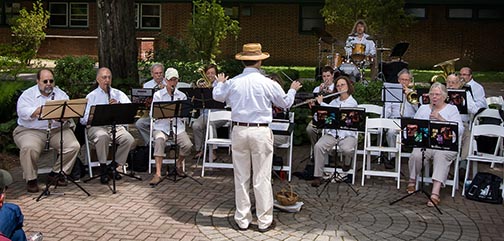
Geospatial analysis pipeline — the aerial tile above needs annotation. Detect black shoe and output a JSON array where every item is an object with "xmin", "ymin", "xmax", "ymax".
[
  {"xmin": 100, "ymin": 164, "xmax": 109, "ymax": 184},
  {"xmin": 384, "ymin": 157, "xmax": 395, "ymax": 170},
  {"xmin": 48, "ymin": 172, "xmax": 67, "ymax": 186},
  {"xmin": 258, "ymin": 220, "xmax": 276, "ymax": 233},
  {"xmin": 27, "ymin": 179, "xmax": 39, "ymax": 193},
  {"xmin": 311, "ymin": 177, "xmax": 322, "ymax": 187},
  {"xmin": 342, "ymin": 163, "xmax": 351, "ymax": 172}
]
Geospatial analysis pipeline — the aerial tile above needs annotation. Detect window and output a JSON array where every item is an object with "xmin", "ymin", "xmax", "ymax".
[
  {"xmin": 300, "ymin": 5, "xmax": 324, "ymax": 33},
  {"xmin": 478, "ymin": 8, "xmax": 503, "ymax": 19},
  {"xmin": 0, "ymin": 1, "xmax": 20, "ymax": 26},
  {"xmin": 405, "ymin": 7, "xmax": 426, "ymax": 19},
  {"xmin": 448, "ymin": 8, "xmax": 473, "ymax": 19},
  {"xmin": 140, "ymin": 4, "xmax": 161, "ymax": 29},
  {"xmin": 49, "ymin": 2, "xmax": 88, "ymax": 28}
]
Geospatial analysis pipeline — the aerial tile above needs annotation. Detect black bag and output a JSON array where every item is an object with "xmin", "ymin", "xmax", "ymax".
[
  {"xmin": 465, "ymin": 172, "xmax": 503, "ymax": 204},
  {"xmin": 127, "ymin": 146, "xmax": 149, "ymax": 172}
]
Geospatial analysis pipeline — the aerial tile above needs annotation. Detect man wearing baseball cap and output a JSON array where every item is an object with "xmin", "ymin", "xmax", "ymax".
[
  {"xmin": 0, "ymin": 169, "xmax": 27, "ymax": 241},
  {"xmin": 213, "ymin": 43, "xmax": 302, "ymax": 232}
]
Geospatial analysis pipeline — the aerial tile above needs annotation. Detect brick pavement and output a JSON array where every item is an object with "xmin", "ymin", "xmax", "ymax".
[{"xmin": 4, "ymin": 143, "xmax": 504, "ymax": 241}]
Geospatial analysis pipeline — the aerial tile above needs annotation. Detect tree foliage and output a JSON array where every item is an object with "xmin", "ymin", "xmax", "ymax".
[
  {"xmin": 188, "ymin": 0, "xmax": 240, "ymax": 62},
  {"xmin": 321, "ymin": 0, "xmax": 413, "ymax": 39},
  {"xmin": 10, "ymin": 0, "xmax": 50, "ymax": 65}
]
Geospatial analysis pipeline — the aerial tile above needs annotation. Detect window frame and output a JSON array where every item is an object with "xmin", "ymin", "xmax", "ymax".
[
  {"xmin": 299, "ymin": 4, "xmax": 325, "ymax": 35},
  {"xmin": 139, "ymin": 3, "xmax": 161, "ymax": 30},
  {"xmin": 69, "ymin": 2, "xmax": 89, "ymax": 28},
  {"xmin": 48, "ymin": 2, "xmax": 69, "ymax": 27},
  {"xmin": 49, "ymin": 2, "xmax": 88, "ymax": 28}
]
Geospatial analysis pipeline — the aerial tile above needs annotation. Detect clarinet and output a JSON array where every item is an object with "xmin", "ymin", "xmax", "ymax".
[{"xmin": 44, "ymin": 92, "xmax": 56, "ymax": 151}]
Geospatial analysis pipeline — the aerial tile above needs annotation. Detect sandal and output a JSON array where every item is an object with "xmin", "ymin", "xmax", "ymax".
[
  {"xmin": 406, "ymin": 182, "xmax": 416, "ymax": 194},
  {"xmin": 427, "ymin": 194, "xmax": 441, "ymax": 207}
]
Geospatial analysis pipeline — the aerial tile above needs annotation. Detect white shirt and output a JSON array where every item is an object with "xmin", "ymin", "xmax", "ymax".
[
  {"xmin": 80, "ymin": 87, "xmax": 131, "ymax": 125},
  {"xmin": 384, "ymin": 94, "xmax": 418, "ymax": 118},
  {"xmin": 467, "ymin": 79, "xmax": 487, "ymax": 110},
  {"xmin": 143, "ymin": 78, "xmax": 167, "ymax": 89},
  {"xmin": 213, "ymin": 67, "xmax": 297, "ymax": 123},
  {"xmin": 414, "ymin": 104, "xmax": 464, "ymax": 136},
  {"xmin": 345, "ymin": 33, "xmax": 376, "ymax": 57},
  {"xmin": 17, "ymin": 85, "xmax": 69, "ymax": 130},
  {"xmin": 151, "ymin": 88, "xmax": 187, "ymax": 135},
  {"xmin": 312, "ymin": 83, "xmax": 335, "ymax": 94},
  {"xmin": 321, "ymin": 95, "xmax": 358, "ymax": 139}
]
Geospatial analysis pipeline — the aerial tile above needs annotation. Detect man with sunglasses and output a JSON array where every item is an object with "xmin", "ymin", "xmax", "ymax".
[{"xmin": 13, "ymin": 69, "xmax": 80, "ymax": 193}]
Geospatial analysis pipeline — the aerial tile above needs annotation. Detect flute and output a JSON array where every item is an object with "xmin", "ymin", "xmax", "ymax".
[{"xmin": 292, "ymin": 90, "xmax": 347, "ymax": 108}]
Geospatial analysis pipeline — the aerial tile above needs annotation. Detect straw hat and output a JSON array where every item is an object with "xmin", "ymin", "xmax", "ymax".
[{"xmin": 235, "ymin": 43, "xmax": 270, "ymax": 61}]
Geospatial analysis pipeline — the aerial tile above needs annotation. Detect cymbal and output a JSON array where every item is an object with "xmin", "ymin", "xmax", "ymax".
[
  {"xmin": 312, "ymin": 27, "xmax": 332, "ymax": 38},
  {"xmin": 321, "ymin": 36, "xmax": 339, "ymax": 45},
  {"xmin": 376, "ymin": 47, "xmax": 391, "ymax": 51}
]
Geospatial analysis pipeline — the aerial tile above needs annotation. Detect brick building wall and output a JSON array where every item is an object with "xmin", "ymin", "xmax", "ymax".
[{"xmin": 1, "ymin": 1, "xmax": 502, "ymax": 70}]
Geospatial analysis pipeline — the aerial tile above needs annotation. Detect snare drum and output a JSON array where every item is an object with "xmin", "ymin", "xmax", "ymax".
[
  {"xmin": 351, "ymin": 43, "xmax": 366, "ymax": 62},
  {"xmin": 338, "ymin": 63, "xmax": 361, "ymax": 82}
]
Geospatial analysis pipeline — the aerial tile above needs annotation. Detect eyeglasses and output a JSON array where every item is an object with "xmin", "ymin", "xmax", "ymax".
[
  {"xmin": 336, "ymin": 83, "xmax": 347, "ymax": 87},
  {"xmin": 42, "ymin": 79, "xmax": 54, "ymax": 84}
]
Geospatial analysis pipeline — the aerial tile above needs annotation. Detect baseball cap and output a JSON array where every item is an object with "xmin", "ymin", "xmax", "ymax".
[{"xmin": 0, "ymin": 169, "xmax": 13, "ymax": 193}]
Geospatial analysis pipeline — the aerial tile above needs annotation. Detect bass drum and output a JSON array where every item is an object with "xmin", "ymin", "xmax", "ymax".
[{"xmin": 338, "ymin": 63, "xmax": 361, "ymax": 82}]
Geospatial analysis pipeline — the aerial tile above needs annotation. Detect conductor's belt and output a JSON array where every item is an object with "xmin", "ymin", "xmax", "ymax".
[{"xmin": 232, "ymin": 122, "xmax": 269, "ymax": 127}]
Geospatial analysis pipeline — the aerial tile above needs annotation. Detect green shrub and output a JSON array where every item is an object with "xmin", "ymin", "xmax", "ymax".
[{"xmin": 53, "ymin": 55, "xmax": 97, "ymax": 99}]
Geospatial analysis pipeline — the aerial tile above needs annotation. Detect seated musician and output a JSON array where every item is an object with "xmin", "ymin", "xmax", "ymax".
[
  {"xmin": 149, "ymin": 68, "xmax": 194, "ymax": 185},
  {"xmin": 344, "ymin": 19, "xmax": 376, "ymax": 78},
  {"xmin": 383, "ymin": 69, "xmax": 418, "ymax": 168},
  {"xmin": 406, "ymin": 83, "xmax": 464, "ymax": 207},
  {"xmin": 446, "ymin": 74, "xmax": 478, "ymax": 163},
  {"xmin": 80, "ymin": 67, "xmax": 136, "ymax": 184},
  {"xmin": 306, "ymin": 66, "xmax": 336, "ymax": 153},
  {"xmin": 192, "ymin": 64, "xmax": 228, "ymax": 160},
  {"xmin": 312, "ymin": 76, "xmax": 358, "ymax": 187},
  {"xmin": 13, "ymin": 68, "xmax": 80, "ymax": 192},
  {"xmin": 135, "ymin": 63, "xmax": 167, "ymax": 146}
]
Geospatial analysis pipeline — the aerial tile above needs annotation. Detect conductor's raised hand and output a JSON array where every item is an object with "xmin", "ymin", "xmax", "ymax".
[
  {"xmin": 216, "ymin": 73, "xmax": 228, "ymax": 83},
  {"xmin": 290, "ymin": 80, "xmax": 302, "ymax": 91}
]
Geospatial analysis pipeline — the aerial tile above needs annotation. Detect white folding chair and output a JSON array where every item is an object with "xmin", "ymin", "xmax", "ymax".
[
  {"xmin": 472, "ymin": 108, "xmax": 504, "ymax": 168},
  {"xmin": 486, "ymin": 96, "xmax": 504, "ymax": 109},
  {"xmin": 357, "ymin": 104, "xmax": 384, "ymax": 159},
  {"xmin": 147, "ymin": 117, "xmax": 176, "ymax": 174},
  {"xmin": 201, "ymin": 110, "xmax": 233, "ymax": 177},
  {"xmin": 462, "ymin": 124, "xmax": 504, "ymax": 196},
  {"xmin": 415, "ymin": 132, "xmax": 462, "ymax": 197},
  {"xmin": 361, "ymin": 117, "xmax": 402, "ymax": 189},
  {"xmin": 272, "ymin": 112, "xmax": 295, "ymax": 182},
  {"xmin": 84, "ymin": 128, "xmax": 126, "ymax": 177}
]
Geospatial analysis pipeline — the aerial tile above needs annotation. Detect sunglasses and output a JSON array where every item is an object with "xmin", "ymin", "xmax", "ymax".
[{"xmin": 42, "ymin": 79, "xmax": 54, "ymax": 84}]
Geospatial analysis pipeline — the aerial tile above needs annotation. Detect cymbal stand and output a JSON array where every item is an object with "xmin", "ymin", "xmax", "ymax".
[
  {"xmin": 316, "ymin": 38, "xmax": 323, "ymax": 81},
  {"xmin": 376, "ymin": 39, "xmax": 386, "ymax": 82}
]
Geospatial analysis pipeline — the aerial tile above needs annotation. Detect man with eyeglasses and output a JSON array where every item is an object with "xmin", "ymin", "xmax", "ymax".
[
  {"xmin": 80, "ymin": 67, "xmax": 136, "ymax": 184},
  {"xmin": 135, "ymin": 63, "xmax": 167, "ymax": 146},
  {"xmin": 13, "ymin": 68, "xmax": 80, "ymax": 193},
  {"xmin": 459, "ymin": 67, "xmax": 487, "ymax": 110}
]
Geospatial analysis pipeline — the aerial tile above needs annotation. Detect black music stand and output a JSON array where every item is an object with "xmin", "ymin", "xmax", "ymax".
[
  {"xmin": 150, "ymin": 100, "xmax": 202, "ymax": 186},
  {"xmin": 311, "ymin": 106, "xmax": 366, "ymax": 196},
  {"xmin": 37, "ymin": 98, "xmax": 90, "ymax": 201},
  {"xmin": 84, "ymin": 103, "xmax": 141, "ymax": 194},
  {"xmin": 389, "ymin": 118, "xmax": 459, "ymax": 215},
  {"xmin": 179, "ymin": 88, "xmax": 225, "ymax": 109}
]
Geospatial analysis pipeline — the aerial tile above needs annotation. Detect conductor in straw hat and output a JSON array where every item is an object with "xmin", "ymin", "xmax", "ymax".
[{"xmin": 213, "ymin": 43, "xmax": 302, "ymax": 232}]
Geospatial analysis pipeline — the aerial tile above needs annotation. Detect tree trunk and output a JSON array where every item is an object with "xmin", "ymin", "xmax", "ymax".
[{"xmin": 97, "ymin": 0, "xmax": 138, "ymax": 81}]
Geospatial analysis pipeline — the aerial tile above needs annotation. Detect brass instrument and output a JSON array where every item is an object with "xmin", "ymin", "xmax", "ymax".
[
  {"xmin": 196, "ymin": 67, "xmax": 213, "ymax": 88},
  {"xmin": 405, "ymin": 80, "xmax": 431, "ymax": 105},
  {"xmin": 430, "ymin": 58, "xmax": 459, "ymax": 83},
  {"xmin": 292, "ymin": 90, "xmax": 347, "ymax": 108}
]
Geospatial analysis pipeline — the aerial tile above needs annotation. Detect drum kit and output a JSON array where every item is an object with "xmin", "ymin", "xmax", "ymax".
[{"xmin": 313, "ymin": 28, "xmax": 391, "ymax": 82}]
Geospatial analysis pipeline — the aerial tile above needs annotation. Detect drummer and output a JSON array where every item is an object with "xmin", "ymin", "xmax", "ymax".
[{"xmin": 344, "ymin": 19, "xmax": 376, "ymax": 58}]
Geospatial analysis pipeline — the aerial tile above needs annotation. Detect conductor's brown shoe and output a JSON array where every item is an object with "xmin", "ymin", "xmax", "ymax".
[{"xmin": 27, "ymin": 179, "xmax": 39, "ymax": 193}]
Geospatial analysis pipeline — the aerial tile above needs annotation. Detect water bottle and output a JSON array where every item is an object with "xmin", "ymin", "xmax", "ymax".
[{"xmin": 28, "ymin": 232, "xmax": 43, "ymax": 241}]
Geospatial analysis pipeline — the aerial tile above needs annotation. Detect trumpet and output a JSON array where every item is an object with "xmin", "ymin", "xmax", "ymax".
[
  {"xmin": 292, "ymin": 90, "xmax": 347, "ymax": 108},
  {"xmin": 405, "ymin": 80, "xmax": 430, "ymax": 105},
  {"xmin": 196, "ymin": 67, "xmax": 213, "ymax": 88}
]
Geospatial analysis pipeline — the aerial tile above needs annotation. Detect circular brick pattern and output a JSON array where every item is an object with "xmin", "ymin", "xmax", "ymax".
[{"xmin": 195, "ymin": 185, "xmax": 480, "ymax": 240}]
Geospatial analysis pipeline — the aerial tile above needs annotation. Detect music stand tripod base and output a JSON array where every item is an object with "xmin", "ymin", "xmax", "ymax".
[
  {"xmin": 83, "ymin": 103, "xmax": 142, "ymax": 194},
  {"xmin": 36, "ymin": 98, "xmax": 91, "ymax": 201}
]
